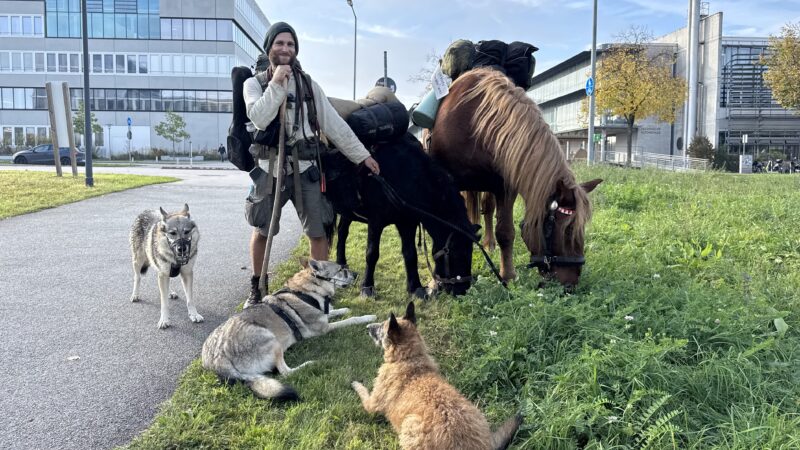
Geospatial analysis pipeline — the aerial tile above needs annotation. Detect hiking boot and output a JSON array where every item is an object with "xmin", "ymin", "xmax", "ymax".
[{"xmin": 244, "ymin": 275, "xmax": 262, "ymax": 309}]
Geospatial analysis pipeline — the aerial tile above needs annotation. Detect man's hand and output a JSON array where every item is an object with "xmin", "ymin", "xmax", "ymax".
[
  {"xmin": 362, "ymin": 156, "xmax": 380, "ymax": 175},
  {"xmin": 273, "ymin": 65, "xmax": 292, "ymax": 83}
]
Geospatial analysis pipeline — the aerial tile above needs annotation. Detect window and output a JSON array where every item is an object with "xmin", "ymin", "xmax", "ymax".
[
  {"xmin": 46, "ymin": 12, "xmax": 57, "ymax": 37},
  {"xmin": 25, "ymin": 89, "xmax": 34, "ymax": 109},
  {"xmin": 69, "ymin": 53, "xmax": 79, "ymax": 72},
  {"xmin": 58, "ymin": 53, "xmax": 67, "ymax": 72},
  {"xmin": 207, "ymin": 55, "xmax": 216, "ymax": 74},
  {"xmin": 115, "ymin": 13, "xmax": 125, "ymax": 38},
  {"xmin": 69, "ymin": 12, "xmax": 80, "ymax": 37},
  {"xmin": 14, "ymin": 89, "xmax": 25, "ymax": 109},
  {"xmin": 37, "ymin": 127, "xmax": 48, "ymax": 145},
  {"xmin": 104, "ymin": 54, "xmax": 113, "ymax": 73},
  {"xmin": 171, "ymin": 18, "xmax": 181, "ymax": 39},
  {"xmin": 90, "ymin": 13, "xmax": 102, "ymax": 37},
  {"xmin": 184, "ymin": 55, "xmax": 194, "ymax": 73},
  {"xmin": 161, "ymin": 54, "xmax": 172, "ymax": 73},
  {"xmin": 104, "ymin": 13, "xmax": 114, "ymax": 37},
  {"xmin": 0, "ymin": 16, "xmax": 9, "ymax": 35},
  {"xmin": 205, "ymin": 19, "xmax": 216, "ymax": 40},
  {"xmin": 47, "ymin": 53, "xmax": 56, "ymax": 72},
  {"xmin": 219, "ymin": 91, "xmax": 232, "ymax": 112},
  {"xmin": 150, "ymin": 54, "xmax": 160, "ymax": 73},
  {"xmin": 11, "ymin": 16, "xmax": 21, "ymax": 34},
  {"xmin": 116, "ymin": 54, "xmax": 125, "ymax": 73},
  {"xmin": 162, "ymin": 90, "xmax": 172, "ymax": 111},
  {"xmin": 126, "ymin": 14, "xmax": 137, "ymax": 39},
  {"xmin": 183, "ymin": 18, "xmax": 193, "ymax": 40},
  {"xmin": 174, "ymin": 54, "xmax": 183, "ymax": 72},
  {"xmin": 194, "ymin": 19, "xmax": 205, "ymax": 40},
  {"xmin": 35, "ymin": 53, "xmax": 44, "ymax": 72},
  {"xmin": 11, "ymin": 53, "xmax": 22, "ymax": 72},
  {"xmin": 105, "ymin": 89, "xmax": 115, "ymax": 110},
  {"xmin": 218, "ymin": 20, "xmax": 232, "ymax": 40},
  {"xmin": 196, "ymin": 91, "xmax": 207, "ymax": 111},
  {"xmin": 26, "ymin": 127, "xmax": 35, "ymax": 145},
  {"xmin": 195, "ymin": 55, "xmax": 205, "ymax": 73},
  {"xmin": 127, "ymin": 55, "xmax": 136, "ymax": 73},
  {"xmin": 23, "ymin": 52, "xmax": 33, "ymax": 72},
  {"xmin": 35, "ymin": 88, "xmax": 47, "ymax": 109},
  {"xmin": 0, "ymin": 53, "xmax": 9, "ymax": 72},
  {"xmin": 138, "ymin": 55, "xmax": 147, "ymax": 74},
  {"xmin": 149, "ymin": 15, "xmax": 159, "ymax": 38},
  {"xmin": 207, "ymin": 91, "xmax": 218, "ymax": 112},
  {"xmin": 22, "ymin": 16, "xmax": 32, "ymax": 35},
  {"xmin": 160, "ymin": 18, "xmax": 170, "ymax": 39},
  {"xmin": 14, "ymin": 127, "xmax": 23, "ymax": 147},
  {"xmin": 34, "ymin": 16, "xmax": 43, "ymax": 35},
  {"xmin": 218, "ymin": 56, "xmax": 228, "ymax": 74},
  {"xmin": 184, "ymin": 90, "xmax": 195, "ymax": 112},
  {"xmin": 2, "ymin": 89, "xmax": 12, "ymax": 109},
  {"xmin": 152, "ymin": 90, "xmax": 162, "ymax": 110},
  {"xmin": 93, "ymin": 54, "xmax": 102, "ymax": 73}
]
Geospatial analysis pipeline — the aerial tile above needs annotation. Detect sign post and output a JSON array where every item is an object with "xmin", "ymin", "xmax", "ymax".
[
  {"xmin": 126, "ymin": 117, "xmax": 132, "ymax": 163},
  {"xmin": 586, "ymin": 0, "xmax": 598, "ymax": 164}
]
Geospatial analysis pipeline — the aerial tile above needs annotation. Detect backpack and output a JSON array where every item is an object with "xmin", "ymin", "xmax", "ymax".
[
  {"xmin": 227, "ymin": 66, "xmax": 257, "ymax": 172},
  {"xmin": 504, "ymin": 41, "xmax": 539, "ymax": 91}
]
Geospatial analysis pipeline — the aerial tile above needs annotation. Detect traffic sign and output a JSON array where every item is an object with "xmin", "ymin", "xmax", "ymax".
[
  {"xmin": 127, "ymin": 117, "xmax": 132, "ymax": 126},
  {"xmin": 375, "ymin": 77, "xmax": 397, "ymax": 93},
  {"xmin": 593, "ymin": 133, "xmax": 602, "ymax": 143},
  {"xmin": 742, "ymin": 133, "xmax": 748, "ymax": 144},
  {"xmin": 585, "ymin": 77, "xmax": 594, "ymax": 96}
]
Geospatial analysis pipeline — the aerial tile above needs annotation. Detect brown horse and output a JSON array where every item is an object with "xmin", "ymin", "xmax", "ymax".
[{"xmin": 429, "ymin": 68, "xmax": 602, "ymax": 287}]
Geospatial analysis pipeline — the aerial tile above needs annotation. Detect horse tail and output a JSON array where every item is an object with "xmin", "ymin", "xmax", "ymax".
[{"xmin": 462, "ymin": 191, "xmax": 481, "ymax": 224}]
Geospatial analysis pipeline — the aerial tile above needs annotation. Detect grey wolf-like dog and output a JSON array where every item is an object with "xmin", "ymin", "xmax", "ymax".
[
  {"xmin": 201, "ymin": 259, "xmax": 375, "ymax": 400},
  {"xmin": 129, "ymin": 203, "xmax": 203, "ymax": 329}
]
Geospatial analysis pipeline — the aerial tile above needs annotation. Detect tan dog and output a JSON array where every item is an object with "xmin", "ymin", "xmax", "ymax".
[{"xmin": 352, "ymin": 302, "xmax": 522, "ymax": 450}]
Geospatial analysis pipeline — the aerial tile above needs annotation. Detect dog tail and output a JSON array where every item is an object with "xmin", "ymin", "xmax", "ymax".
[
  {"xmin": 246, "ymin": 375, "xmax": 300, "ymax": 402},
  {"xmin": 491, "ymin": 413, "xmax": 523, "ymax": 450}
]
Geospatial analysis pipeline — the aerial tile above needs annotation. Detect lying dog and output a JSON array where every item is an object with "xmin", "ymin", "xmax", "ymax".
[
  {"xmin": 129, "ymin": 203, "xmax": 203, "ymax": 329},
  {"xmin": 202, "ymin": 259, "xmax": 375, "ymax": 401},
  {"xmin": 352, "ymin": 302, "xmax": 522, "ymax": 450}
]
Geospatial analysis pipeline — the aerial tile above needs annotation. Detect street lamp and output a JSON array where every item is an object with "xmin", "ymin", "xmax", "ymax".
[{"xmin": 346, "ymin": 0, "xmax": 357, "ymax": 100}]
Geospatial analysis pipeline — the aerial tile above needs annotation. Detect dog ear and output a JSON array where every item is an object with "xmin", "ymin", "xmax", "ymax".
[
  {"xmin": 181, "ymin": 203, "xmax": 190, "ymax": 218},
  {"xmin": 298, "ymin": 256, "xmax": 309, "ymax": 269},
  {"xmin": 159, "ymin": 207, "xmax": 169, "ymax": 221},
  {"xmin": 308, "ymin": 258, "xmax": 322, "ymax": 272},
  {"xmin": 403, "ymin": 301, "xmax": 416, "ymax": 325},
  {"xmin": 388, "ymin": 312, "xmax": 400, "ymax": 336}
]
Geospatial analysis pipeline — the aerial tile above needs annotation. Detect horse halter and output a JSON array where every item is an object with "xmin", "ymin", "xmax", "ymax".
[
  {"xmin": 431, "ymin": 232, "xmax": 474, "ymax": 288},
  {"xmin": 526, "ymin": 197, "xmax": 586, "ymax": 271}
]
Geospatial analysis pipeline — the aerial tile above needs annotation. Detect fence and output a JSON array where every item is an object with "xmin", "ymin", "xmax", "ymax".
[{"xmin": 593, "ymin": 148, "xmax": 709, "ymax": 172}]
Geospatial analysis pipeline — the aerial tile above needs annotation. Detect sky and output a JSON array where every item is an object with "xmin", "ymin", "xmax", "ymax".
[{"xmin": 255, "ymin": 0, "xmax": 800, "ymax": 107}]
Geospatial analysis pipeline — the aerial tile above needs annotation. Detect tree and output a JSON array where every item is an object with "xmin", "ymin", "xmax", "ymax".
[
  {"xmin": 590, "ymin": 27, "xmax": 687, "ymax": 165},
  {"xmin": 154, "ymin": 111, "xmax": 190, "ymax": 157},
  {"xmin": 762, "ymin": 22, "xmax": 800, "ymax": 111},
  {"xmin": 72, "ymin": 101, "xmax": 102, "ymax": 146},
  {"xmin": 408, "ymin": 50, "xmax": 442, "ymax": 99},
  {"xmin": 687, "ymin": 135, "xmax": 714, "ymax": 161}
]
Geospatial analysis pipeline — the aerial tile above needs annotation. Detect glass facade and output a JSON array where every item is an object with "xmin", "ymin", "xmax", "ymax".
[
  {"xmin": 235, "ymin": 0, "xmax": 268, "ymax": 41},
  {"xmin": 67, "ymin": 88, "xmax": 232, "ymax": 113},
  {"xmin": 159, "ymin": 18, "xmax": 232, "ymax": 41},
  {"xmin": 530, "ymin": 63, "xmax": 588, "ymax": 105},
  {"xmin": 0, "ymin": 50, "xmax": 233, "ymax": 77},
  {"xmin": 0, "ymin": 15, "xmax": 45, "ymax": 37},
  {"xmin": 46, "ymin": 0, "xmax": 159, "ymax": 38},
  {"xmin": 1, "ymin": 125, "xmax": 50, "ymax": 150}
]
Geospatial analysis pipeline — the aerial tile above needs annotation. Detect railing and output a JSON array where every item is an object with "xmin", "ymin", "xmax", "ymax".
[{"xmin": 595, "ymin": 149, "xmax": 709, "ymax": 172}]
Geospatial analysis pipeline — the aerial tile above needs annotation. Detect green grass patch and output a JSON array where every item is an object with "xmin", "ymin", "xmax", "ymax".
[
  {"xmin": 125, "ymin": 167, "xmax": 800, "ymax": 449},
  {"xmin": 0, "ymin": 170, "xmax": 176, "ymax": 219}
]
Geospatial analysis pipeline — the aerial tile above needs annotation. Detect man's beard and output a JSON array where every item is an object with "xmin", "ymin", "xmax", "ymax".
[{"xmin": 269, "ymin": 49, "xmax": 296, "ymax": 67}]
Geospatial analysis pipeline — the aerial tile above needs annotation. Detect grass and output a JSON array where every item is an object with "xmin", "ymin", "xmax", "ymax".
[
  {"xmin": 0, "ymin": 170, "xmax": 177, "ymax": 219},
  {"xmin": 124, "ymin": 166, "xmax": 800, "ymax": 449}
]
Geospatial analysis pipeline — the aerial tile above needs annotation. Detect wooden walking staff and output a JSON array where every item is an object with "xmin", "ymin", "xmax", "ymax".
[{"xmin": 259, "ymin": 94, "xmax": 288, "ymax": 297}]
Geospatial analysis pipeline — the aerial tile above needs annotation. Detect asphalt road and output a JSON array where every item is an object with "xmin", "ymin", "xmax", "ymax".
[{"xmin": 0, "ymin": 164, "xmax": 302, "ymax": 449}]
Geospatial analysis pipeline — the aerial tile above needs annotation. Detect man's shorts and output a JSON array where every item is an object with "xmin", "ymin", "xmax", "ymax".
[{"xmin": 255, "ymin": 170, "xmax": 327, "ymax": 239}]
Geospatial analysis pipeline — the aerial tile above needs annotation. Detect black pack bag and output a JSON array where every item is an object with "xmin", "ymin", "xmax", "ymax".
[
  {"xmin": 346, "ymin": 102, "xmax": 409, "ymax": 146},
  {"xmin": 504, "ymin": 41, "xmax": 539, "ymax": 91},
  {"xmin": 227, "ymin": 66, "xmax": 256, "ymax": 172},
  {"xmin": 473, "ymin": 40, "xmax": 508, "ymax": 73}
]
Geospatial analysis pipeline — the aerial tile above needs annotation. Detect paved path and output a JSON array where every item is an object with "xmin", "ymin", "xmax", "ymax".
[{"xmin": 0, "ymin": 164, "xmax": 302, "ymax": 449}]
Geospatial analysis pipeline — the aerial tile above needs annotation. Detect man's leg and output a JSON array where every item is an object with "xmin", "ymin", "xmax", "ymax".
[
  {"xmin": 309, "ymin": 236, "xmax": 328, "ymax": 261},
  {"xmin": 246, "ymin": 229, "xmax": 267, "ymax": 307}
]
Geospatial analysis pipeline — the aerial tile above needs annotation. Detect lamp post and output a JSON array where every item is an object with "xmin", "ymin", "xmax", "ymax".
[
  {"xmin": 346, "ymin": 0, "xmax": 357, "ymax": 100},
  {"xmin": 105, "ymin": 123, "xmax": 111, "ymax": 159}
]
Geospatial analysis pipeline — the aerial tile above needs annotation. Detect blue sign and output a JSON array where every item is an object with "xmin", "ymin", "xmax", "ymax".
[
  {"xmin": 127, "ymin": 117, "xmax": 132, "ymax": 126},
  {"xmin": 585, "ymin": 77, "xmax": 595, "ymax": 96}
]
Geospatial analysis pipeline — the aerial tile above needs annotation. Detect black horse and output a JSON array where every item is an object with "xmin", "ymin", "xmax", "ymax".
[{"xmin": 322, "ymin": 133, "xmax": 477, "ymax": 298}]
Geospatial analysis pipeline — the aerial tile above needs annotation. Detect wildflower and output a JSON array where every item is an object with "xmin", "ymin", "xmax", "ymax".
[
  {"xmin": 607, "ymin": 416, "xmax": 619, "ymax": 423},
  {"xmin": 624, "ymin": 315, "xmax": 635, "ymax": 321},
  {"xmin": 489, "ymin": 330, "xmax": 498, "ymax": 337},
  {"xmin": 529, "ymin": 303, "xmax": 534, "ymax": 307},
  {"xmin": 715, "ymin": 319, "xmax": 721, "ymax": 324},
  {"xmin": 491, "ymin": 316, "xmax": 498, "ymax": 320},
  {"xmin": 537, "ymin": 292, "xmax": 544, "ymax": 297},
  {"xmin": 652, "ymin": 273, "xmax": 661, "ymax": 279}
]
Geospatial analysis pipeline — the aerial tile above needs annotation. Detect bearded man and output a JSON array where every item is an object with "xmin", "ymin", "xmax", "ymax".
[{"xmin": 242, "ymin": 22, "xmax": 379, "ymax": 306}]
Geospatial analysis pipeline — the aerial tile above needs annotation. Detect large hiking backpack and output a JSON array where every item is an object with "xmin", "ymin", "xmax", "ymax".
[
  {"xmin": 505, "ymin": 41, "xmax": 539, "ymax": 91},
  {"xmin": 473, "ymin": 40, "xmax": 508, "ymax": 73},
  {"xmin": 227, "ymin": 66, "xmax": 257, "ymax": 172},
  {"xmin": 346, "ymin": 101, "xmax": 409, "ymax": 146}
]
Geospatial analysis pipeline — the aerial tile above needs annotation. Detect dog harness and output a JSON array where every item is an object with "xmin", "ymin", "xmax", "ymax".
[
  {"xmin": 268, "ymin": 303, "xmax": 304, "ymax": 342},
  {"xmin": 275, "ymin": 288, "xmax": 331, "ymax": 314}
]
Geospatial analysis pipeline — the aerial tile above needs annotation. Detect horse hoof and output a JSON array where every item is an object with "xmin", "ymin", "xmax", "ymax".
[
  {"xmin": 360, "ymin": 286, "xmax": 376, "ymax": 298},
  {"xmin": 412, "ymin": 287, "xmax": 430, "ymax": 301}
]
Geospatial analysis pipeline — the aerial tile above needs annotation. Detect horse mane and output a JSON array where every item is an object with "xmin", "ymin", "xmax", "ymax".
[{"xmin": 453, "ymin": 68, "xmax": 591, "ymax": 254}]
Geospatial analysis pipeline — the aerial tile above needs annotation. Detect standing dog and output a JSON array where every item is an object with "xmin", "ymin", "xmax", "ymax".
[
  {"xmin": 202, "ymin": 259, "xmax": 375, "ymax": 401},
  {"xmin": 352, "ymin": 302, "xmax": 522, "ymax": 450},
  {"xmin": 129, "ymin": 203, "xmax": 203, "ymax": 329}
]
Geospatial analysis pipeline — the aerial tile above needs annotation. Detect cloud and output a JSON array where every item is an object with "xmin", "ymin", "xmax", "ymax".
[
  {"xmin": 362, "ymin": 24, "xmax": 410, "ymax": 39},
  {"xmin": 565, "ymin": 1, "xmax": 591, "ymax": 9},
  {"xmin": 298, "ymin": 32, "xmax": 349, "ymax": 45}
]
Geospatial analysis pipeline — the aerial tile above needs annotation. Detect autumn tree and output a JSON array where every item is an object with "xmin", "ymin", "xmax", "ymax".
[
  {"xmin": 154, "ymin": 111, "xmax": 190, "ymax": 157},
  {"xmin": 762, "ymin": 22, "xmax": 800, "ymax": 111},
  {"xmin": 591, "ymin": 27, "xmax": 687, "ymax": 165},
  {"xmin": 72, "ymin": 101, "xmax": 102, "ymax": 146}
]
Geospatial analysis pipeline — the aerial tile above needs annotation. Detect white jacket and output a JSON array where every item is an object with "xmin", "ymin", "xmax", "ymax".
[{"xmin": 244, "ymin": 72, "xmax": 371, "ymax": 177}]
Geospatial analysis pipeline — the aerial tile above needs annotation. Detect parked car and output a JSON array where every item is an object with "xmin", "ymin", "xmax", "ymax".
[{"xmin": 12, "ymin": 145, "xmax": 85, "ymax": 165}]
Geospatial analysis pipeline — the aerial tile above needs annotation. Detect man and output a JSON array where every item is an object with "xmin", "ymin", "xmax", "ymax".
[
  {"xmin": 243, "ymin": 22, "xmax": 380, "ymax": 305},
  {"xmin": 218, "ymin": 143, "xmax": 226, "ymax": 161}
]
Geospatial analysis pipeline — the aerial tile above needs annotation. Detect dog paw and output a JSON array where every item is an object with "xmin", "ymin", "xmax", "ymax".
[
  {"xmin": 364, "ymin": 315, "xmax": 378, "ymax": 322},
  {"xmin": 157, "ymin": 318, "xmax": 171, "ymax": 329},
  {"xmin": 189, "ymin": 312, "xmax": 204, "ymax": 323},
  {"xmin": 351, "ymin": 381, "xmax": 365, "ymax": 391},
  {"xmin": 360, "ymin": 286, "xmax": 376, "ymax": 298},
  {"xmin": 169, "ymin": 292, "xmax": 179, "ymax": 300},
  {"xmin": 130, "ymin": 295, "xmax": 141, "ymax": 303}
]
